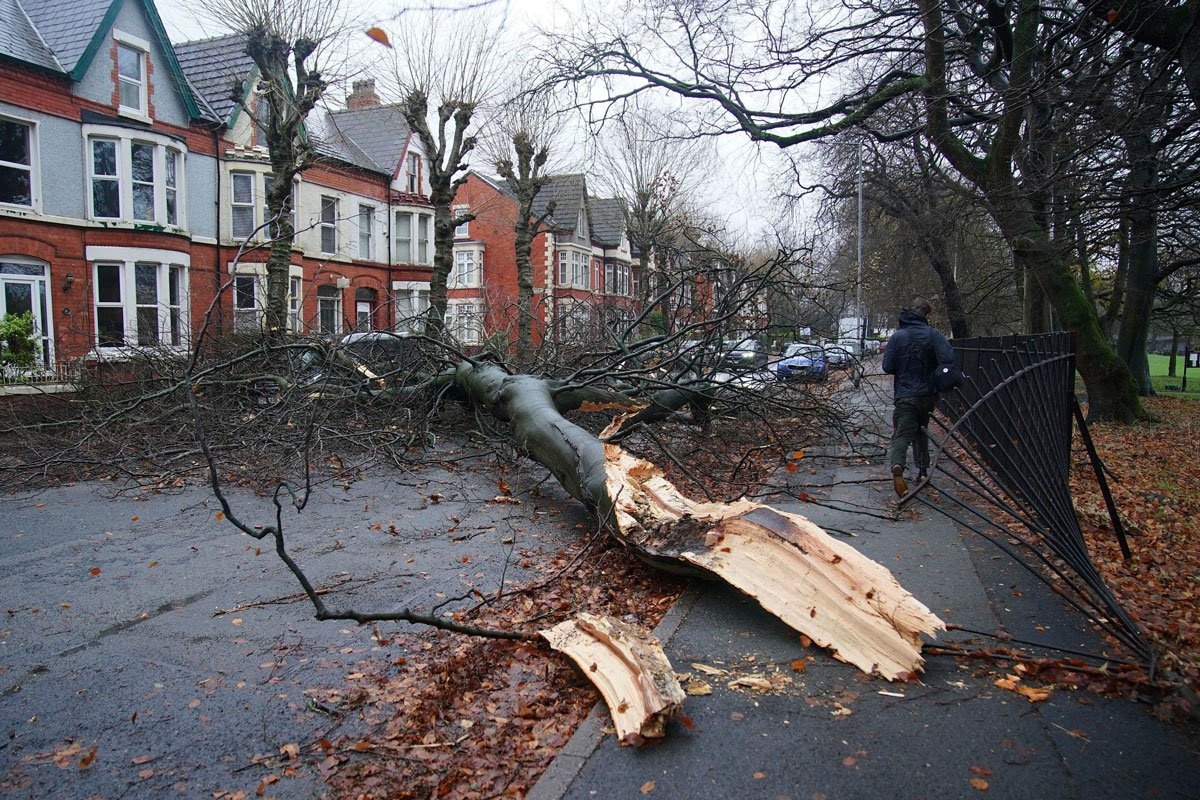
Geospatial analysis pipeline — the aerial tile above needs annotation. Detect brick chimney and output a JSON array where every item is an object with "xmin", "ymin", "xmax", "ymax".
[{"xmin": 347, "ymin": 79, "xmax": 381, "ymax": 110}]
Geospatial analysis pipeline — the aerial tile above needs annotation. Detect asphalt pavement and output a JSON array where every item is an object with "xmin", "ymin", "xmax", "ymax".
[{"xmin": 528, "ymin": 369, "xmax": 1200, "ymax": 800}]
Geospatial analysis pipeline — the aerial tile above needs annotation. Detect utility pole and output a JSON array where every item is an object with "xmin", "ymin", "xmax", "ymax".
[{"xmin": 856, "ymin": 139, "xmax": 865, "ymax": 354}]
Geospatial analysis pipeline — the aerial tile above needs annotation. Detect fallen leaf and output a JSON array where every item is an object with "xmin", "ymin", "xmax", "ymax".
[
  {"xmin": 640, "ymin": 780, "xmax": 656, "ymax": 794},
  {"xmin": 753, "ymin": 771, "xmax": 766, "ymax": 779},
  {"xmin": 365, "ymin": 26, "xmax": 392, "ymax": 47},
  {"xmin": 231, "ymin": 618, "xmax": 243, "ymax": 626},
  {"xmin": 842, "ymin": 755, "xmax": 858, "ymax": 767},
  {"xmin": 970, "ymin": 777, "xmax": 989, "ymax": 791},
  {"xmin": 89, "ymin": 567, "xmax": 101, "ymax": 576},
  {"xmin": 78, "ymin": 746, "xmax": 97, "ymax": 769},
  {"xmin": 139, "ymin": 768, "xmax": 154, "ymax": 779},
  {"xmin": 969, "ymin": 765, "xmax": 994, "ymax": 777}
]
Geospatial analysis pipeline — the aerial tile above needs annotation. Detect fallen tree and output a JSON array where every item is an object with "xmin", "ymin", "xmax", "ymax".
[{"xmin": 191, "ymin": 355, "xmax": 943, "ymax": 741}]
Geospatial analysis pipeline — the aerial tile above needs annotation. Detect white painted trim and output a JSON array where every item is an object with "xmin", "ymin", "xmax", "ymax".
[{"xmin": 86, "ymin": 245, "xmax": 190, "ymax": 266}]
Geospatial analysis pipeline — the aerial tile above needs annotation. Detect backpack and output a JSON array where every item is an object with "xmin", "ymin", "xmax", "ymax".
[{"xmin": 932, "ymin": 362, "xmax": 965, "ymax": 393}]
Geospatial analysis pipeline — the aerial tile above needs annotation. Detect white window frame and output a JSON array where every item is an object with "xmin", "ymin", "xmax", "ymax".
[
  {"xmin": 394, "ymin": 210, "xmax": 433, "ymax": 265},
  {"xmin": 317, "ymin": 284, "xmax": 342, "ymax": 334},
  {"xmin": 447, "ymin": 299, "xmax": 481, "ymax": 345},
  {"xmin": 406, "ymin": 152, "xmax": 420, "ymax": 193},
  {"xmin": 358, "ymin": 204, "xmax": 374, "ymax": 260},
  {"xmin": 319, "ymin": 195, "xmax": 338, "ymax": 254},
  {"xmin": 85, "ymin": 126, "xmax": 186, "ymax": 227},
  {"xmin": 113, "ymin": 30, "xmax": 150, "ymax": 121},
  {"xmin": 0, "ymin": 258, "xmax": 53, "ymax": 368},
  {"xmin": 392, "ymin": 280, "xmax": 430, "ymax": 333},
  {"xmin": 451, "ymin": 246, "xmax": 482, "ymax": 288},
  {"xmin": 288, "ymin": 271, "xmax": 303, "ymax": 332},
  {"xmin": 231, "ymin": 171, "xmax": 257, "ymax": 239},
  {"xmin": 0, "ymin": 114, "xmax": 38, "ymax": 211},
  {"xmin": 453, "ymin": 204, "xmax": 469, "ymax": 238},
  {"xmin": 87, "ymin": 246, "xmax": 190, "ymax": 351}
]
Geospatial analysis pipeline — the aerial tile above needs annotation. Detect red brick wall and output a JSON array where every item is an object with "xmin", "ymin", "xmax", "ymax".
[{"xmin": 449, "ymin": 174, "xmax": 555, "ymax": 346}]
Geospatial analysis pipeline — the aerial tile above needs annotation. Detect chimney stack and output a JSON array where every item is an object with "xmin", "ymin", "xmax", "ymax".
[{"xmin": 347, "ymin": 79, "xmax": 381, "ymax": 110}]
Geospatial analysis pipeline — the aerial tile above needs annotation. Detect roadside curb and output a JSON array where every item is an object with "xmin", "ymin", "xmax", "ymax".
[{"xmin": 525, "ymin": 583, "xmax": 704, "ymax": 800}]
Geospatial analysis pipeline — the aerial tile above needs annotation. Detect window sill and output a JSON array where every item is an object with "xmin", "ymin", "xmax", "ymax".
[{"xmin": 116, "ymin": 107, "xmax": 153, "ymax": 125}]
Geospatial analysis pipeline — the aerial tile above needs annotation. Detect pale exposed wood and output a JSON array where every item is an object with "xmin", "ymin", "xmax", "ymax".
[
  {"xmin": 541, "ymin": 613, "xmax": 685, "ymax": 745},
  {"xmin": 603, "ymin": 447, "xmax": 945, "ymax": 680}
]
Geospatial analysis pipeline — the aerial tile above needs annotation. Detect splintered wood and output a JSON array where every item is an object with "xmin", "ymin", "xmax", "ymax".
[
  {"xmin": 541, "ymin": 613, "xmax": 685, "ymax": 745},
  {"xmin": 603, "ymin": 446, "xmax": 945, "ymax": 680}
]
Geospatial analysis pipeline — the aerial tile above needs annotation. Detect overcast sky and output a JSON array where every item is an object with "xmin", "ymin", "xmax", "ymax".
[{"xmin": 152, "ymin": 0, "xmax": 788, "ymax": 243}]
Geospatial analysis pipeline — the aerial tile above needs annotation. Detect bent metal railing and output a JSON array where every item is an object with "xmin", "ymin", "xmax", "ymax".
[{"xmin": 905, "ymin": 333, "xmax": 1153, "ymax": 669}]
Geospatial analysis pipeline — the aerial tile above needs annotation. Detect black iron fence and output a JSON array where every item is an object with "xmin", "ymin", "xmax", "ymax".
[{"xmin": 911, "ymin": 333, "xmax": 1152, "ymax": 668}]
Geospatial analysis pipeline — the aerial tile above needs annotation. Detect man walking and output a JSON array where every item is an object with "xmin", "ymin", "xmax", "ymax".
[{"xmin": 882, "ymin": 296, "xmax": 955, "ymax": 497}]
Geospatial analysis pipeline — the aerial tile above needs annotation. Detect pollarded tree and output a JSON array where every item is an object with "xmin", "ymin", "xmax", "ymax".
[
  {"xmin": 385, "ymin": 9, "xmax": 505, "ymax": 334},
  {"xmin": 199, "ymin": 0, "xmax": 351, "ymax": 337},
  {"xmin": 489, "ymin": 89, "xmax": 562, "ymax": 362}
]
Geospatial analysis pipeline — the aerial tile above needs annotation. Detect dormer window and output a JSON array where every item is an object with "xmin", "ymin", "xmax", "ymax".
[{"xmin": 113, "ymin": 31, "xmax": 151, "ymax": 120}]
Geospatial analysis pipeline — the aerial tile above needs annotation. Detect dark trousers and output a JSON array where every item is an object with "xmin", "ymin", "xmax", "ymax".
[{"xmin": 888, "ymin": 394, "xmax": 938, "ymax": 472}]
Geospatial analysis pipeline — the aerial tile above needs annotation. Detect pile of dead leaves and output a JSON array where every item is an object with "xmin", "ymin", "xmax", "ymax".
[
  {"xmin": 311, "ymin": 540, "xmax": 684, "ymax": 800},
  {"xmin": 1071, "ymin": 396, "xmax": 1200, "ymax": 710}
]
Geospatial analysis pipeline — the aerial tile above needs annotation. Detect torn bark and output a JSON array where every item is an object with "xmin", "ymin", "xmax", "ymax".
[
  {"xmin": 603, "ymin": 447, "xmax": 945, "ymax": 679},
  {"xmin": 541, "ymin": 613, "xmax": 685, "ymax": 744}
]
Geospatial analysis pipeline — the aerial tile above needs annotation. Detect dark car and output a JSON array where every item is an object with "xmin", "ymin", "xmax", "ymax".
[
  {"xmin": 776, "ymin": 343, "xmax": 828, "ymax": 381},
  {"xmin": 719, "ymin": 339, "xmax": 769, "ymax": 371}
]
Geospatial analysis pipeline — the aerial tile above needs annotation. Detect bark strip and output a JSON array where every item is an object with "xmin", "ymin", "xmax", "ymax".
[{"xmin": 541, "ymin": 613, "xmax": 685, "ymax": 744}]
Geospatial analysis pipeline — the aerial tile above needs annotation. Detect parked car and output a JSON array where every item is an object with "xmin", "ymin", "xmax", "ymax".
[
  {"xmin": 776, "ymin": 343, "xmax": 828, "ymax": 381},
  {"xmin": 824, "ymin": 345, "xmax": 854, "ymax": 369},
  {"xmin": 719, "ymin": 338, "xmax": 769, "ymax": 371}
]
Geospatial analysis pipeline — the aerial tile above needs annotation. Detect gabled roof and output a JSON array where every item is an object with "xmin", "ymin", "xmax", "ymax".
[
  {"xmin": 532, "ymin": 173, "xmax": 587, "ymax": 233},
  {"xmin": 0, "ymin": 0, "xmax": 61, "ymax": 72},
  {"xmin": 5, "ymin": 0, "xmax": 206, "ymax": 119},
  {"xmin": 326, "ymin": 104, "xmax": 411, "ymax": 177},
  {"xmin": 589, "ymin": 196, "xmax": 628, "ymax": 248},
  {"xmin": 174, "ymin": 33, "xmax": 254, "ymax": 124},
  {"xmin": 469, "ymin": 170, "xmax": 518, "ymax": 201},
  {"xmin": 17, "ymin": 0, "xmax": 110, "ymax": 75}
]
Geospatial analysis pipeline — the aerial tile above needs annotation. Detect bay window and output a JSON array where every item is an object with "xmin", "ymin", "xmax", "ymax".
[
  {"xmin": 88, "ymin": 247, "xmax": 189, "ymax": 349},
  {"xmin": 86, "ymin": 128, "xmax": 186, "ymax": 227},
  {"xmin": 393, "ymin": 281, "xmax": 430, "ymax": 333},
  {"xmin": 451, "ymin": 248, "xmax": 481, "ymax": 288},
  {"xmin": 556, "ymin": 249, "xmax": 588, "ymax": 289},
  {"xmin": 447, "ymin": 300, "xmax": 481, "ymax": 345},
  {"xmin": 394, "ymin": 210, "xmax": 433, "ymax": 265}
]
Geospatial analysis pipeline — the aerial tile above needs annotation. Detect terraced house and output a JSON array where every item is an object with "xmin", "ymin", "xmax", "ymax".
[
  {"xmin": 448, "ymin": 171, "xmax": 639, "ymax": 349},
  {"xmin": 0, "ymin": 0, "xmax": 434, "ymax": 381}
]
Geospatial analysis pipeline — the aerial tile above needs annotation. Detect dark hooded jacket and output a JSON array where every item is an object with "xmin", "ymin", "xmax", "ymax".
[{"xmin": 882, "ymin": 308, "xmax": 955, "ymax": 400}]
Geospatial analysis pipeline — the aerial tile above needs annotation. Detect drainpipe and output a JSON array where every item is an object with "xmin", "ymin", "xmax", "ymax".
[
  {"xmin": 385, "ymin": 174, "xmax": 393, "ymax": 330},
  {"xmin": 212, "ymin": 125, "xmax": 224, "ymax": 338}
]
